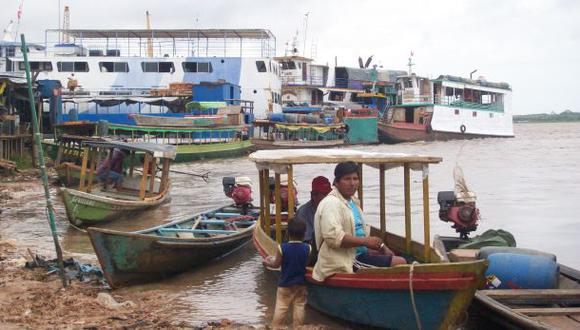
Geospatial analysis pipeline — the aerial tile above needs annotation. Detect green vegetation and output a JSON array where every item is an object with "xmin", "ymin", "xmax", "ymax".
[
  {"xmin": 513, "ymin": 110, "xmax": 580, "ymax": 123},
  {"xmin": 9, "ymin": 154, "xmax": 34, "ymax": 170}
]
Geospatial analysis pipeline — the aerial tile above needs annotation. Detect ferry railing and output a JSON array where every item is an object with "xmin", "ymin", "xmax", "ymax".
[
  {"xmin": 434, "ymin": 96, "xmax": 504, "ymax": 112},
  {"xmin": 400, "ymin": 94, "xmax": 433, "ymax": 104},
  {"xmin": 280, "ymin": 74, "xmax": 325, "ymax": 87}
]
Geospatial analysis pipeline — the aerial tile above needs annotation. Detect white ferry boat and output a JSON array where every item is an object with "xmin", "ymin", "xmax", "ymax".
[
  {"xmin": 378, "ymin": 73, "xmax": 514, "ymax": 142},
  {"xmin": 0, "ymin": 29, "xmax": 282, "ymax": 121}
]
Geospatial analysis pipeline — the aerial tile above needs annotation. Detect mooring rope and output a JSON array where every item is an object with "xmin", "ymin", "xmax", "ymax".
[{"xmin": 409, "ymin": 261, "xmax": 423, "ymax": 330}]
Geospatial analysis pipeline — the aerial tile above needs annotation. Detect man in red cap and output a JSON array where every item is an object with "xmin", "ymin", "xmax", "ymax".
[{"xmin": 296, "ymin": 176, "xmax": 332, "ymax": 259}]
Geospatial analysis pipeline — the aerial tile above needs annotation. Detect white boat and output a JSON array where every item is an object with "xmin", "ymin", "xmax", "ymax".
[
  {"xmin": 0, "ymin": 28, "xmax": 282, "ymax": 119},
  {"xmin": 378, "ymin": 73, "xmax": 514, "ymax": 143}
]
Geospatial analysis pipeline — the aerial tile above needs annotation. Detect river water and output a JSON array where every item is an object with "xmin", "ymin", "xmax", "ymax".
[{"xmin": 1, "ymin": 122, "xmax": 579, "ymax": 327}]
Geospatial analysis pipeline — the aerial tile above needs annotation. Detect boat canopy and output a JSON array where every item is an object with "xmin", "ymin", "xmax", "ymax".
[
  {"xmin": 435, "ymin": 75, "xmax": 511, "ymax": 91},
  {"xmin": 249, "ymin": 149, "xmax": 441, "ymax": 173},
  {"xmin": 51, "ymin": 29, "xmax": 275, "ymax": 40},
  {"xmin": 82, "ymin": 140, "xmax": 176, "ymax": 160}
]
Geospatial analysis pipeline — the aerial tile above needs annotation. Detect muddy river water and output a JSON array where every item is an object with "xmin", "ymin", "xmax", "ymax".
[{"xmin": 1, "ymin": 122, "xmax": 579, "ymax": 327}]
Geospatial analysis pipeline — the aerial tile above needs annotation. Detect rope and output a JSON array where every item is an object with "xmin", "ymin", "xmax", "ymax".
[{"xmin": 409, "ymin": 261, "xmax": 422, "ymax": 330}]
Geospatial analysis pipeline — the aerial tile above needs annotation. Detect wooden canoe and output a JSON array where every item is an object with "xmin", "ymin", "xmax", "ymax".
[
  {"xmin": 130, "ymin": 114, "xmax": 227, "ymax": 127},
  {"xmin": 433, "ymin": 235, "xmax": 580, "ymax": 329},
  {"xmin": 249, "ymin": 138, "xmax": 344, "ymax": 151},
  {"xmin": 87, "ymin": 205, "xmax": 259, "ymax": 287},
  {"xmin": 254, "ymin": 221, "xmax": 488, "ymax": 329}
]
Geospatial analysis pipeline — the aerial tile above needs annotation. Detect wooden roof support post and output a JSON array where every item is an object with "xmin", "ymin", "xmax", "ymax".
[
  {"xmin": 258, "ymin": 169, "xmax": 266, "ymax": 231},
  {"xmin": 422, "ymin": 165, "xmax": 431, "ymax": 263},
  {"xmin": 274, "ymin": 172, "xmax": 282, "ymax": 244},
  {"xmin": 357, "ymin": 162, "xmax": 364, "ymax": 209},
  {"xmin": 379, "ymin": 164, "xmax": 386, "ymax": 236},
  {"xmin": 287, "ymin": 166, "xmax": 295, "ymax": 219},
  {"xmin": 78, "ymin": 146, "xmax": 89, "ymax": 192},
  {"xmin": 87, "ymin": 148, "xmax": 97, "ymax": 193},
  {"xmin": 149, "ymin": 156, "xmax": 157, "ymax": 193},
  {"xmin": 404, "ymin": 163, "xmax": 412, "ymax": 254},
  {"xmin": 159, "ymin": 158, "xmax": 170, "ymax": 193},
  {"xmin": 139, "ymin": 153, "xmax": 151, "ymax": 200},
  {"xmin": 263, "ymin": 169, "xmax": 271, "ymax": 235}
]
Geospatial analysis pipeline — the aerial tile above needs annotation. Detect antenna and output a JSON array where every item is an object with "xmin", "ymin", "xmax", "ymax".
[
  {"xmin": 62, "ymin": 5, "xmax": 70, "ymax": 43},
  {"xmin": 407, "ymin": 50, "xmax": 415, "ymax": 74},
  {"xmin": 470, "ymin": 69, "xmax": 478, "ymax": 80},
  {"xmin": 302, "ymin": 12, "xmax": 309, "ymax": 56}
]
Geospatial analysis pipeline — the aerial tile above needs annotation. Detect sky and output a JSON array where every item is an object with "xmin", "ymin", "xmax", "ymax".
[{"xmin": 2, "ymin": 0, "xmax": 579, "ymax": 114}]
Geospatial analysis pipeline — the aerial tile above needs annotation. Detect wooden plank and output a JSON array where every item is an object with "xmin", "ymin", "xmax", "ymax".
[
  {"xmin": 422, "ymin": 167, "xmax": 430, "ymax": 263},
  {"xmin": 149, "ymin": 157, "xmax": 157, "ymax": 193},
  {"xmin": 128, "ymin": 151, "xmax": 135, "ymax": 177},
  {"xmin": 274, "ymin": 172, "xmax": 282, "ymax": 244},
  {"xmin": 483, "ymin": 289, "xmax": 580, "ymax": 304},
  {"xmin": 263, "ymin": 169, "xmax": 271, "ymax": 235},
  {"xmin": 530, "ymin": 316, "xmax": 580, "ymax": 329},
  {"xmin": 287, "ymin": 165, "xmax": 295, "ymax": 219},
  {"xmin": 514, "ymin": 307, "xmax": 580, "ymax": 316},
  {"xmin": 159, "ymin": 158, "xmax": 170, "ymax": 192}
]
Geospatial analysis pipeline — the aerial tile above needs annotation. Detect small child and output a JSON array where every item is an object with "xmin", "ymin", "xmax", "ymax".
[{"xmin": 263, "ymin": 218, "xmax": 311, "ymax": 329}]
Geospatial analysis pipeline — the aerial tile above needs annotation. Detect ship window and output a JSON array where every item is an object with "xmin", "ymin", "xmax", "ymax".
[
  {"xmin": 182, "ymin": 62, "xmax": 212, "ymax": 73},
  {"xmin": 18, "ymin": 61, "xmax": 53, "ymax": 72},
  {"xmin": 256, "ymin": 61, "xmax": 267, "ymax": 72},
  {"xmin": 280, "ymin": 61, "xmax": 296, "ymax": 70},
  {"xmin": 454, "ymin": 109, "xmax": 460, "ymax": 115},
  {"xmin": 57, "ymin": 61, "xmax": 89, "ymax": 72},
  {"xmin": 99, "ymin": 62, "xmax": 129, "ymax": 73},
  {"xmin": 141, "ymin": 62, "xmax": 175, "ymax": 73},
  {"xmin": 197, "ymin": 62, "xmax": 212, "ymax": 73},
  {"xmin": 489, "ymin": 113, "xmax": 494, "ymax": 118},
  {"xmin": 472, "ymin": 111, "xmax": 477, "ymax": 117},
  {"xmin": 403, "ymin": 79, "xmax": 413, "ymax": 88},
  {"xmin": 6, "ymin": 47, "xmax": 15, "ymax": 57}
]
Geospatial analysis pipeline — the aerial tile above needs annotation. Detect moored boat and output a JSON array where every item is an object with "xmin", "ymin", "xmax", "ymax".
[
  {"xmin": 87, "ymin": 203, "xmax": 259, "ymax": 288},
  {"xmin": 250, "ymin": 120, "xmax": 346, "ymax": 151},
  {"xmin": 378, "ymin": 72, "xmax": 514, "ymax": 143},
  {"xmin": 62, "ymin": 140, "xmax": 176, "ymax": 226},
  {"xmin": 249, "ymin": 149, "xmax": 488, "ymax": 329},
  {"xmin": 433, "ymin": 235, "xmax": 580, "ymax": 329}
]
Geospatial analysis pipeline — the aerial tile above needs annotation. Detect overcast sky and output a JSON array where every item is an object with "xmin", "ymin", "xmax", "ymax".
[{"xmin": 2, "ymin": 0, "xmax": 579, "ymax": 114}]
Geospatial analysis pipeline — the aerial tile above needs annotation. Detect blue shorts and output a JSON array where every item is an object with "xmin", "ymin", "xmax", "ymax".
[
  {"xmin": 355, "ymin": 252, "xmax": 392, "ymax": 269},
  {"xmin": 98, "ymin": 171, "xmax": 123, "ymax": 184}
]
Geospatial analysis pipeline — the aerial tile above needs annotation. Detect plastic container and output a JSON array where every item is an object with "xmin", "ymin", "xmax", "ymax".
[
  {"xmin": 478, "ymin": 246, "xmax": 556, "ymax": 262},
  {"xmin": 484, "ymin": 253, "xmax": 559, "ymax": 289}
]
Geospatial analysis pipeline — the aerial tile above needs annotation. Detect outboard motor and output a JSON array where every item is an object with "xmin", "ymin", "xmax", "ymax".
[
  {"xmin": 438, "ymin": 166, "xmax": 480, "ymax": 239},
  {"xmin": 223, "ymin": 176, "xmax": 253, "ymax": 213},
  {"xmin": 438, "ymin": 191, "xmax": 480, "ymax": 239}
]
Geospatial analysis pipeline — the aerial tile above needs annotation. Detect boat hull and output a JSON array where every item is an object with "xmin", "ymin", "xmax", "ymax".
[
  {"xmin": 174, "ymin": 140, "xmax": 252, "ymax": 162},
  {"xmin": 253, "ymin": 219, "xmax": 487, "ymax": 329},
  {"xmin": 62, "ymin": 188, "xmax": 168, "ymax": 226},
  {"xmin": 377, "ymin": 122, "xmax": 514, "ymax": 144},
  {"xmin": 88, "ymin": 225, "xmax": 254, "ymax": 287}
]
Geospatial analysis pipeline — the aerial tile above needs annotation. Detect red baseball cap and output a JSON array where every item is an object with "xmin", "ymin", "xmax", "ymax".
[{"xmin": 312, "ymin": 176, "xmax": 332, "ymax": 194}]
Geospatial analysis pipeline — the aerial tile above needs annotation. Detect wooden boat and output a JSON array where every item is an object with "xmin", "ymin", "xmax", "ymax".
[
  {"xmin": 87, "ymin": 204, "xmax": 259, "ymax": 287},
  {"xmin": 107, "ymin": 123, "xmax": 252, "ymax": 162},
  {"xmin": 250, "ymin": 120, "xmax": 345, "ymax": 151},
  {"xmin": 61, "ymin": 140, "xmax": 176, "ymax": 226},
  {"xmin": 130, "ymin": 113, "xmax": 227, "ymax": 127},
  {"xmin": 433, "ymin": 235, "xmax": 580, "ymax": 329},
  {"xmin": 249, "ymin": 149, "xmax": 488, "ymax": 329}
]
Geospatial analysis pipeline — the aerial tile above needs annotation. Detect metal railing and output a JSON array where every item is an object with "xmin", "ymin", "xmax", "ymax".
[
  {"xmin": 280, "ymin": 73, "xmax": 325, "ymax": 87},
  {"xmin": 434, "ymin": 96, "xmax": 504, "ymax": 112}
]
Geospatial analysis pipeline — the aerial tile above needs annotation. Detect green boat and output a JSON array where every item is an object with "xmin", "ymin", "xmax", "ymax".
[
  {"xmin": 108, "ymin": 123, "xmax": 252, "ymax": 162},
  {"xmin": 62, "ymin": 140, "xmax": 176, "ymax": 226}
]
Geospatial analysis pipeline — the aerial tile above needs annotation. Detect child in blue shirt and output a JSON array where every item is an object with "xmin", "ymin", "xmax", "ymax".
[{"xmin": 263, "ymin": 217, "xmax": 311, "ymax": 329}]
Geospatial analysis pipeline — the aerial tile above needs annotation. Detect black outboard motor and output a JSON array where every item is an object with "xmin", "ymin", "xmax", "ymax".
[{"xmin": 438, "ymin": 191, "xmax": 480, "ymax": 239}]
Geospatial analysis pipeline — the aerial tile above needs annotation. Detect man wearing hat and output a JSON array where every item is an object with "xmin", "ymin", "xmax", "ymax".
[
  {"xmin": 312, "ymin": 161, "xmax": 406, "ymax": 282},
  {"xmin": 296, "ymin": 176, "xmax": 332, "ymax": 257}
]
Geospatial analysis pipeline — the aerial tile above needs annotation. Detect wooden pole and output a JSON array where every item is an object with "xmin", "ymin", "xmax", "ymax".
[
  {"xmin": 159, "ymin": 158, "xmax": 170, "ymax": 192},
  {"xmin": 139, "ymin": 153, "xmax": 151, "ymax": 200},
  {"xmin": 258, "ymin": 169, "xmax": 265, "ymax": 230},
  {"xmin": 78, "ymin": 147, "xmax": 89, "ymax": 192},
  {"xmin": 149, "ymin": 156, "xmax": 157, "ymax": 193},
  {"xmin": 20, "ymin": 34, "xmax": 67, "ymax": 287},
  {"xmin": 422, "ymin": 165, "xmax": 431, "ymax": 263},
  {"xmin": 357, "ymin": 162, "xmax": 363, "ymax": 209},
  {"xmin": 404, "ymin": 163, "xmax": 412, "ymax": 254},
  {"xmin": 274, "ymin": 172, "xmax": 282, "ymax": 244},
  {"xmin": 263, "ymin": 169, "xmax": 271, "ymax": 235},
  {"xmin": 379, "ymin": 164, "xmax": 386, "ymax": 235},
  {"xmin": 287, "ymin": 166, "xmax": 295, "ymax": 219},
  {"xmin": 128, "ymin": 151, "xmax": 135, "ymax": 177},
  {"xmin": 86, "ymin": 148, "xmax": 96, "ymax": 193}
]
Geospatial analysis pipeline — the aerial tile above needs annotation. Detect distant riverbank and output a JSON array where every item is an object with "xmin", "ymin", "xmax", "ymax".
[{"xmin": 514, "ymin": 110, "xmax": 580, "ymax": 123}]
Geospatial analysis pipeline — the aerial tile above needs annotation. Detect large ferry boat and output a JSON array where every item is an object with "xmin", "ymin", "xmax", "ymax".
[
  {"xmin": 1, "ymin": 28, "xmax": 282, "ymax": 120},
  {"xmin": 378, "ymin": 73, "xmax": 514, "ymax": 143}
]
